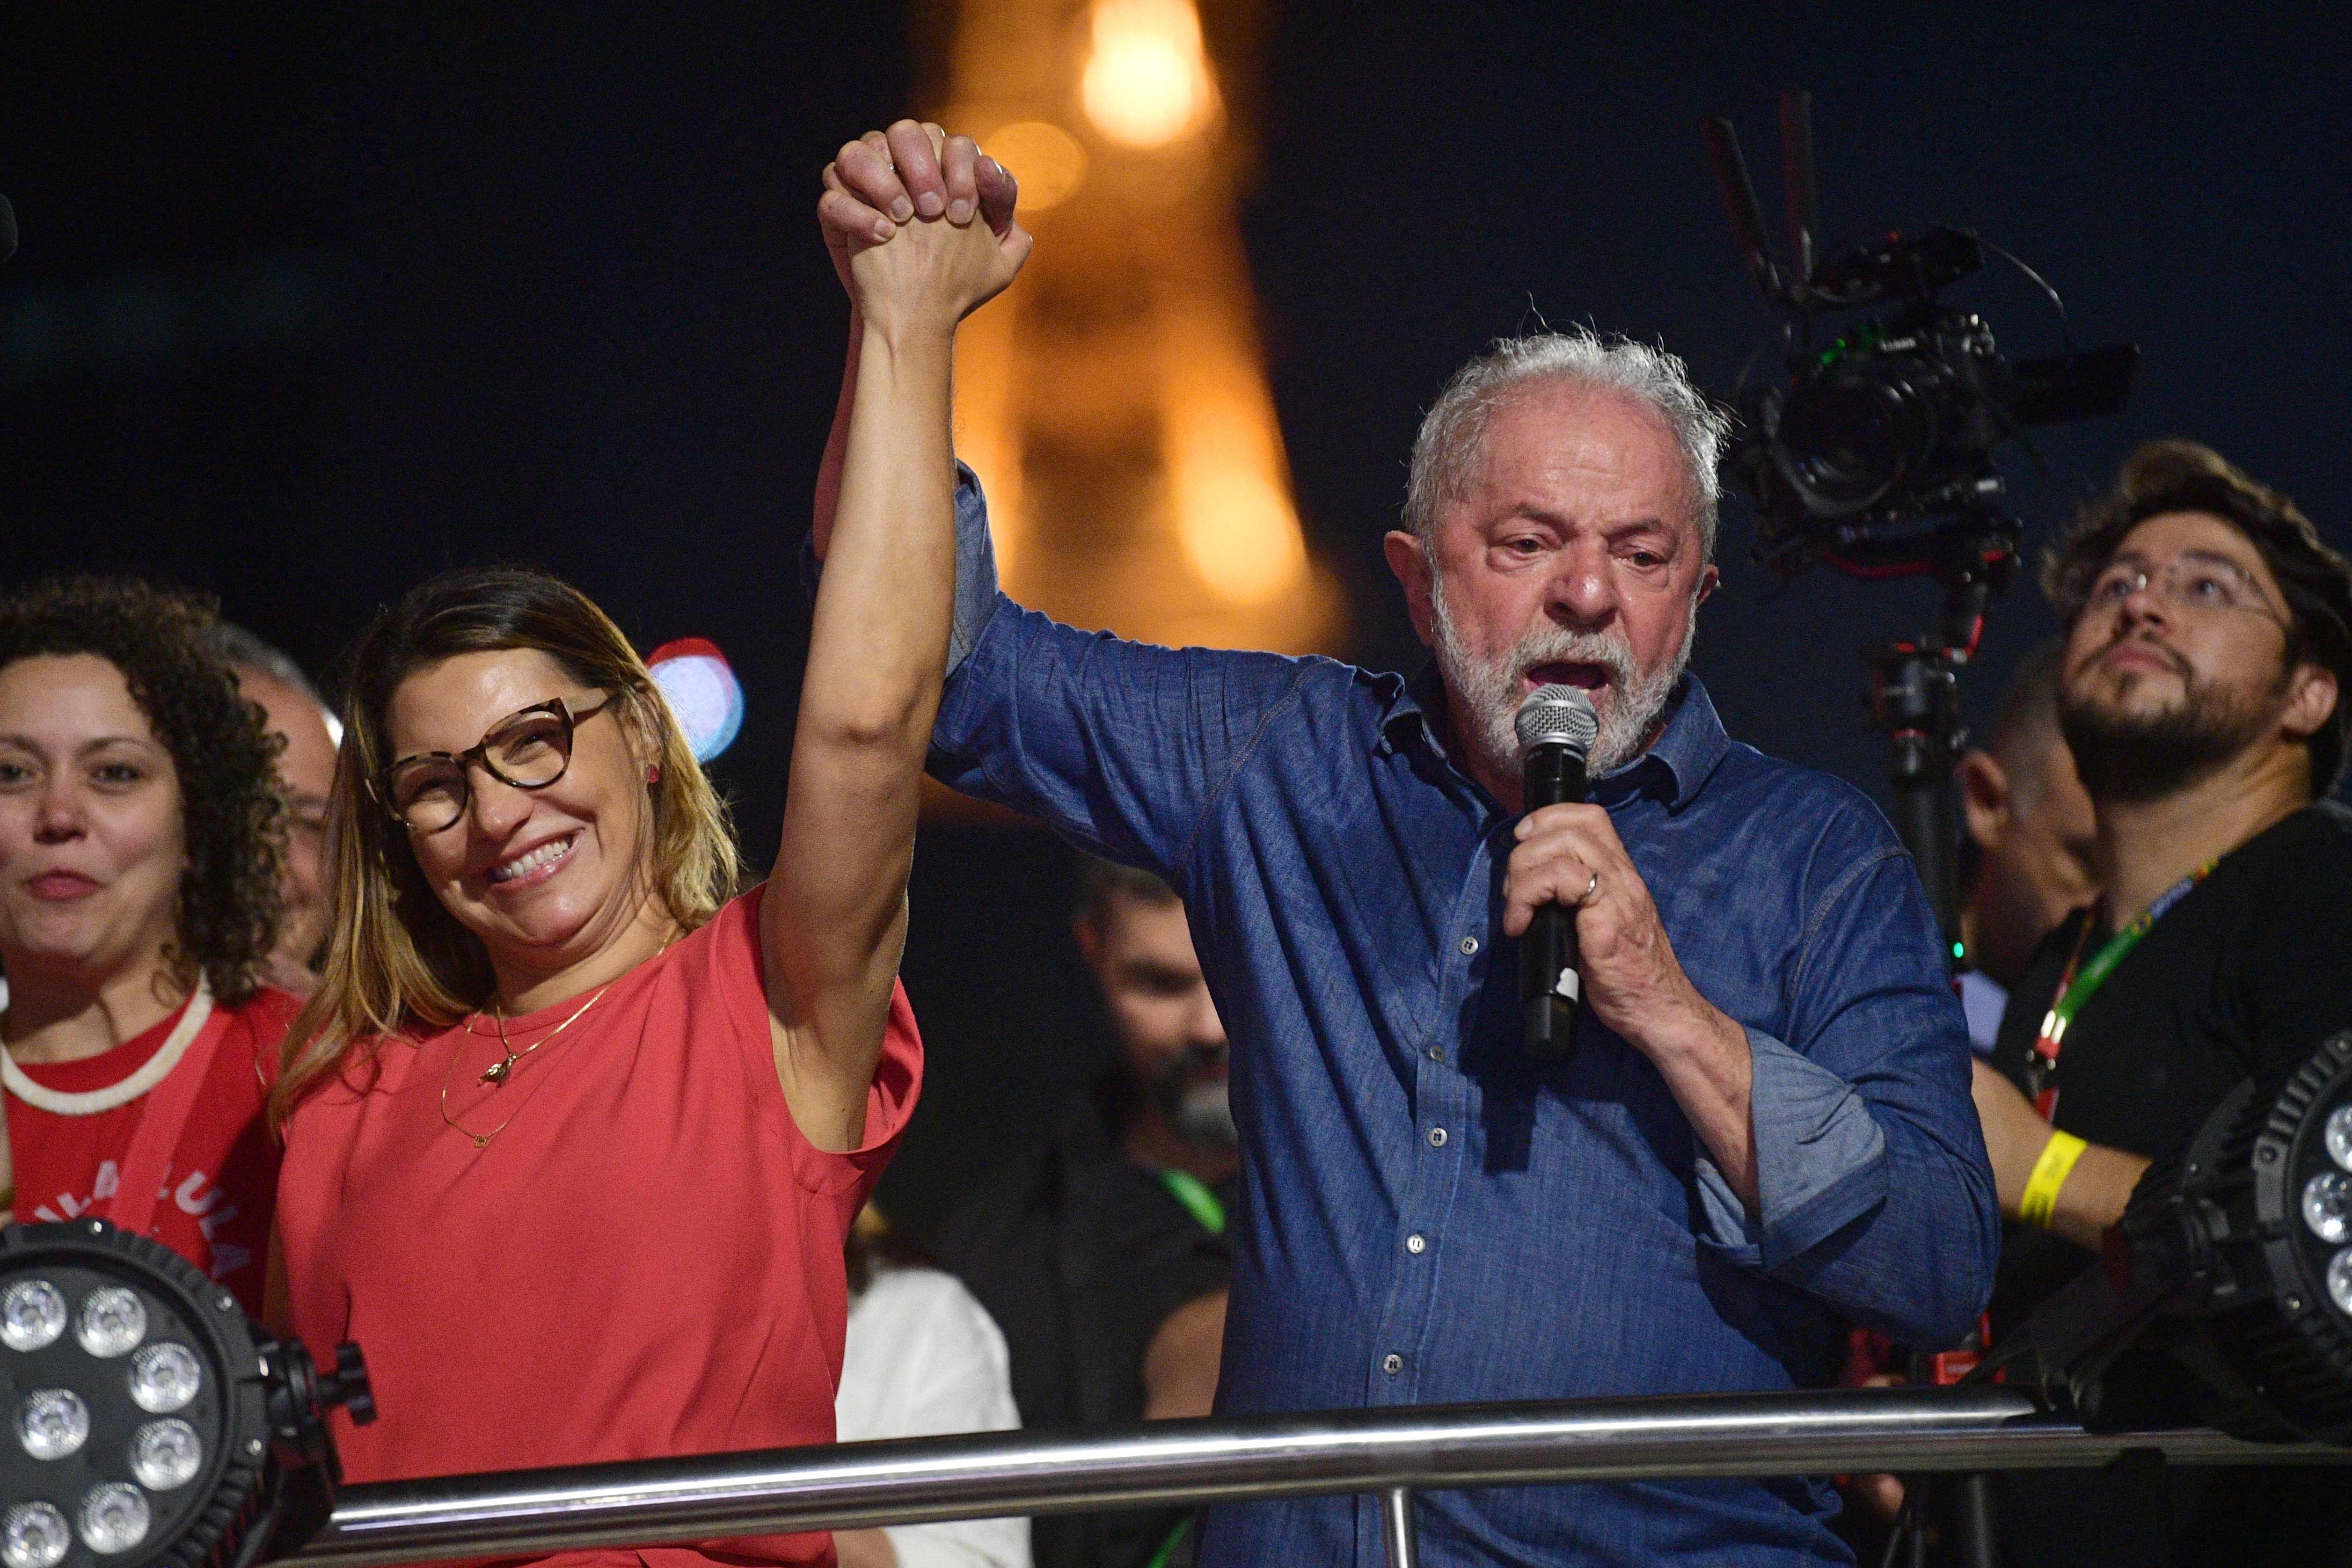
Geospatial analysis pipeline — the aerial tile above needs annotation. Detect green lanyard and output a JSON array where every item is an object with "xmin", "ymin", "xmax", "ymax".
[
  {"xmin": 1141, "ymin": 1173, "xmax": 1227, "ymax": 1568},
  {"xmin": 1143, "ymin": 1517, "xmax": 1192, "ymax": 1568},
  {"xmin": 1156, "ymin": 1168, "xmax": 1227, "ymax": 1237},
  {"xmin": 2027, "ymin": 857, "xmax": 2217, "ymax": 1117}
]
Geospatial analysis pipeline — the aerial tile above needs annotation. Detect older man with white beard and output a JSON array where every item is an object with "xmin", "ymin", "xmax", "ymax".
[{"xmin": 814, "ymin": 124, "xmax": 1998, "ymax": 1568}]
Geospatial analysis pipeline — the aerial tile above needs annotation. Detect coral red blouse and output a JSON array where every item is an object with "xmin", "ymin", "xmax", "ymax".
[{"xmin": 275, "ymin": 887, "xmax": 921, "ymax": 1568}]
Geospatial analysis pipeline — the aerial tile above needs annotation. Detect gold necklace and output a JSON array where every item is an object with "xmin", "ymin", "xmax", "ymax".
[
  {"xmin": 479, "ymin": 983, "xmax": 608, "ymax": 1086},
  {"xmin": 438, "ymin": 983, "xmax": 611, "ymax": 1150}
]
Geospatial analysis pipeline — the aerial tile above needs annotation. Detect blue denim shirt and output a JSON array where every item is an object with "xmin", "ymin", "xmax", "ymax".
[{"xmin": 923, "ymin": 472, "xmax": 1998, "ymax": 1566}]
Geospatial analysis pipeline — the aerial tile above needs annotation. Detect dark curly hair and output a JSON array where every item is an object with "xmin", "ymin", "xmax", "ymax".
[
  {"xmin": 2045, "ymin": 440, "xmax": 2352, "ymax": 796},
  {"xmin": 0, "ymin": 577, "xmax": 285, "ymax": 1004}
]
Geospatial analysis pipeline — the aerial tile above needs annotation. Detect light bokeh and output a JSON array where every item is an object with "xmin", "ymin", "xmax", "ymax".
[
  {"xmin": 1081, "ymin": 0, "xmax": 1220, "ymax": 149},
  {"xmin": 648, "ymin": 638, "xmax": 745, "ymax": 764}
]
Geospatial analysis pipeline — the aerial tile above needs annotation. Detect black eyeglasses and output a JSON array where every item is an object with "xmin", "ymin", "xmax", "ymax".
[{"xmin": 376, "ymin": 695, "xmax": 614, "ymax": 833}]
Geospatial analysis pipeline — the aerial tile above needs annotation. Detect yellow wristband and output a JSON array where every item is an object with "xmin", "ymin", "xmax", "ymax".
[{"xmin": 2020, "ymin": 1130, "xmax": 2088, "ymax": 1228}]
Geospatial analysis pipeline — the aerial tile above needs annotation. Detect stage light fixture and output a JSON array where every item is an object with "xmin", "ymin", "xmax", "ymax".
[
  {"xmin": 2000, "ymin": 1028, "xmax": 2352, "ymax": 1443},
  {"xmin": 0, "ymin": 1221, "xmax": 370, "ymax": 1568}
]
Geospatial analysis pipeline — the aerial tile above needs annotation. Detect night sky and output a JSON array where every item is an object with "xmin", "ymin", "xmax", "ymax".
[{"xmin": 5, "ymin": 4, "xmax": 2346, "ymax": 1226}]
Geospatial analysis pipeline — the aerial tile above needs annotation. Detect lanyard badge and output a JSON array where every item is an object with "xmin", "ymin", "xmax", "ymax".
[{"xmin": 2026, "ymin": 859, "xmax": 2217, "ymax": 1121}]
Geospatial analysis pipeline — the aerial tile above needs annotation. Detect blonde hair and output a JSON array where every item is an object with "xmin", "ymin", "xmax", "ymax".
[{"xmin": 273, "ymin": 567, "xmax": 740, "ymax": 1126}]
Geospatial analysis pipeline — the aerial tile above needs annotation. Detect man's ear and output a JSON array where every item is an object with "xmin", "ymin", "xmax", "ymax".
[
  {"xmin": 2281, "ymin": 661, "xmax": 2341, "ymax": 747},
  {"xmin": 1384, "ymin": 530, "xmax": 1437, "ymax": 649},
  {"xmin": 1694, "ymin": 561, "xmax": 1720, "ymax": 611},
  {"xmin": 1958, "ymin": 748, "xmax": 2011, "ymax": 853}
]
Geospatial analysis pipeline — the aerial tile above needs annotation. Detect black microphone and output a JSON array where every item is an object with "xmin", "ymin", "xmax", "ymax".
[{"xmin": 1517, "ymin": 684, "xmax": 1599, "ymax": 1061}]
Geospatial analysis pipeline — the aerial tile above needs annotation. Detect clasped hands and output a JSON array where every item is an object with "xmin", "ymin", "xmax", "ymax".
[{"xmin": 818, "ymin": 120, "xmax": 1031, "ymax": 342}]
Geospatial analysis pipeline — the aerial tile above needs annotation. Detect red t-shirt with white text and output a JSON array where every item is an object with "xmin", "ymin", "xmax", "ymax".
[{"xmin": 7, "ymin": 987, "xmax": 297, "ymax": 1314}]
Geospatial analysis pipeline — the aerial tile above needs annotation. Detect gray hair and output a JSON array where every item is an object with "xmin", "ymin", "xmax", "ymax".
[
  {"xmin": 211, "ymin": 621, "xmax": 340, "ymax": 742},
  {"xmin": 1403, "ymin": 329, "xmax": 1733, "ymax": 560},
  {"xmin": 211, "ymin": 621, "xmax": 328, "ymax": 710}
]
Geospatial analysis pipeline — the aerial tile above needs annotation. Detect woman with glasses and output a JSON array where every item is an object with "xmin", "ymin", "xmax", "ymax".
[
  {"xmin": 0, "ymin": 577, "xmax": 295, "ymax": 1315},
  {"xmin": 270, "ymin": 128, "xmax": 1028, "ymax": 1567}
]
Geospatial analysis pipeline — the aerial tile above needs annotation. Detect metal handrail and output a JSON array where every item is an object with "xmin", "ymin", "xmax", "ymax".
[{"xmin": 280, "ymin": 1386, "xmax": 2350, "ymax": 1568}]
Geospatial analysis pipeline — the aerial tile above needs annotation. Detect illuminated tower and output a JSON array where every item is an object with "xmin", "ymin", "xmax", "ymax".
[{"xmin": 922, "ymin": 0, "xmax": 1344, "ymax": 655}]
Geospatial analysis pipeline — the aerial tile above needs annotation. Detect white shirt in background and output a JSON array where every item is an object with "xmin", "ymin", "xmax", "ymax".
[{"xmin": 838, "ymin": 1264, "xmax": 1030, "ymax": 1568}]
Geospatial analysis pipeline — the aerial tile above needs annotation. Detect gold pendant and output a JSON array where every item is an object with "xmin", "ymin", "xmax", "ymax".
[
  {"xmin": 472, "ymin": 1133, "xmax": 491, "ymax": 1149},
  {"xmin": 480, "ymin": 1056, "xmax": 515, "ymax": 1086}
]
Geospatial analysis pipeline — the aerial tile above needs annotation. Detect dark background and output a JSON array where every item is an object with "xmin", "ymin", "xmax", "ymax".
[{"xmin": 5, "ymin": 4, "xmax": 2346, "ymax": 1234}]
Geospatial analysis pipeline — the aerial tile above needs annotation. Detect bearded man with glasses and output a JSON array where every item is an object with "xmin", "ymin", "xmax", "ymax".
[{"xmin": 1973, "ymin": 440, "xmax": 2352, "ymax": 1567}]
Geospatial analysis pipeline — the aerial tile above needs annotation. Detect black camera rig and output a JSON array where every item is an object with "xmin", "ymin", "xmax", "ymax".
[{"xmin": 1702, "ymin": 91, "xmax": 2137, "ymax": 948}]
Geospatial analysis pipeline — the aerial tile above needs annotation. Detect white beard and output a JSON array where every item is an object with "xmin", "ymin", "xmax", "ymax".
[{"xmin": 1430, "ymin": 573, "xmax": 1697, "ymax": 783}]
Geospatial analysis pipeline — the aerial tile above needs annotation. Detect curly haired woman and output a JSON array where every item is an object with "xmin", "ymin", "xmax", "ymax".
[{"xmin": 0, "ymin": 576, "xmax": 296, "ymax": 1313}]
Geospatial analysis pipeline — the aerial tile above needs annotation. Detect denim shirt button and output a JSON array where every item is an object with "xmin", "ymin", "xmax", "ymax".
[
  {"xmin": 1382, "ymin": 1353, "xmax": 1404, "ymax": 1376},
  {"xmin": 1405, "ymin": 1233, "xmax": 1426, "ymax": 1254},
  {"xmin": 1458, "ymin": 935, "xmax": 1479, "ymax": 956},
  {"xmin": 1427, "ymin": 1126, "xmax": 1447, "ymax": 1148}
]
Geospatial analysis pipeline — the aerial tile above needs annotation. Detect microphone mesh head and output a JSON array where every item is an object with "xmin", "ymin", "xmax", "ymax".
[{"xmin": 1515, "ymin": 684, "xmax": 1599, "ymax": 760}]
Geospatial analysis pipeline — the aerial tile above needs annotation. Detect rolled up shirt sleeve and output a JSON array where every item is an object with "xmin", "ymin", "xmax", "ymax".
[
  {"xmin": 799, "ymin": 462, "xmax": 1002, "ymax": 677},
  {"xmin": 1693, "ymin": 1027, "xmax": 1889, "ymax": 1270},
  {"xmin": 945, "ymin": 463, "xmax": 1001, "ymax": 676},
  {"xmin": 1697, "ymin": 844, "xmax": 2000, "ymax": 1350}
]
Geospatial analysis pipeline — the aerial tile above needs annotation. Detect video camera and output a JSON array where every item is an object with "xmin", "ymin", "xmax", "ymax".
[
  {"xmin": 1703, "ymin": 96, "xmax": 2137, "ymax": 590},
  {"xmin": 1699, "ymin": 94, "xmax": 2141, "ymax": 950}
]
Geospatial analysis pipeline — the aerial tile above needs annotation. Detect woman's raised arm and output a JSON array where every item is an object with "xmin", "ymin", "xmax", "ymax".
[{"xmin": 762, "ymin": 121, "xmax": 1029, "ymax": 1151}]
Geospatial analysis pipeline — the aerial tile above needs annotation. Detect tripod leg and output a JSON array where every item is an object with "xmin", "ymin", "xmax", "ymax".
[{"xmin": 1952, "ymin": 1473, "xmax": 2000, "ymax": 1568}]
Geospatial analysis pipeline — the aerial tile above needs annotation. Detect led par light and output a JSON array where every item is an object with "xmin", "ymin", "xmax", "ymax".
[
  {"xmin": 2004, "ymin": 1028, "xmax": 2352, "ymax": 1442},
  {"xmin": 1, "ymin": 1221, "xmax": 371, "ymax": 1568}
]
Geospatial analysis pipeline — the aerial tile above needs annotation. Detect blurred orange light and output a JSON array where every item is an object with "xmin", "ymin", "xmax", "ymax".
[
  {"xmin": 1176, "ymin": 460, "xmax": 1307, "ymax": 605},
  {"xmin": 925, "ymin": 0, "xmax": 1344, "ymax": 668},
  {"xmin": 1169, "ymin": 388, "xmax": 1308, "ymax": 605},
  {"xmin": 981, "ymin": 120, "xmax": 1088, "ymax": 211},
  {"xmin": 1081, "ymin": 0, "xmax": 1219, "ymax": 149}
]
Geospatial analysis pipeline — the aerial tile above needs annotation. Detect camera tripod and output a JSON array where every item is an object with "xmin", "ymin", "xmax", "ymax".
[
  {"xmin": 1860, "ymin": 518, "xmax": 2016, "ymax": 1568},
  {"xmin": 1863, "ymin": 515, "xmax": 2018, "ymax": 951}
]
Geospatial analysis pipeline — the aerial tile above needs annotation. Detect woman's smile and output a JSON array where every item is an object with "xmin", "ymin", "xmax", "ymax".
[{"xmin": 484, "ymin": 831, "xmax": 580, "ymax": 890}]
